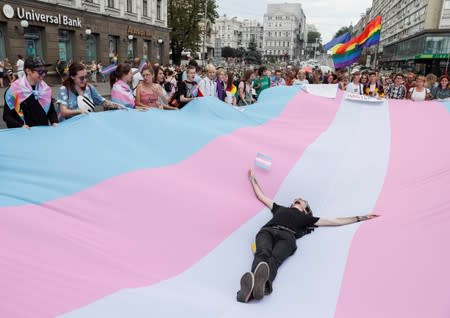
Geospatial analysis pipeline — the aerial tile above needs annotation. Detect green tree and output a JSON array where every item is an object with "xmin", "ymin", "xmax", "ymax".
[
  {"xmin": 221, "ymin": 46, "xmax": 235, "ymax": 58},
  {"xmin": 235, "ymin": 47, "xmax": 246, "ymax": 58},
  {"xmin": 245, "ymin": 51, "xmax": 262, "ymax": 65},
  {"xmin": 307, "ymin": 31, "xmax": 322, "ymax": 57},
  {"xmin": 307, "ymin": 31, "xmax": 321, "ymax": 44},
  {"xmin": 247, "ymin": 37, "xmax": 257, "ymax": 51},
  {"xmin": 334, "ymin": 26, "xmax": 351, "ymax": 38},
  {"xmin": 245, "ymin": 38, "xmax": 261, "ymax": 65},
  {"xmin": 168, "ymin": 0, "xmax": 219, "ymax": 65}
]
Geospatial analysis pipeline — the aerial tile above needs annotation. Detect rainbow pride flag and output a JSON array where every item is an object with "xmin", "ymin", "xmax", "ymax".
[
  {"xmin": 323, "ymin": 32, "xmax": 351, "ymax": 52},
  {"xmin": 332, "ymin": 16, "xmax": 382, "ymax": 69}
]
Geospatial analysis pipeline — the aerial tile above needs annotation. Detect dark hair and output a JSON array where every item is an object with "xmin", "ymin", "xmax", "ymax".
[
  {"xmin": 305, "ymin": 204, "xmax": 313, "ymax": 216},
  {"xmin": 18, "ymin": 55, "xmax": 23, "ymax": 59},
  {"xmin": 258, "ymin": 66, "xmax": 267, "ymax": 77},
  {"xmin": 188, "ymin": 59, "xmax": 198, "ymax": 67},
  {"xmin": 327, "ymin": 73, "xmax": 337, "ymax": 83},
  {"xmin": 152, "ymin": 65, "xmax": 164, "ymax": 84},
  {"xmin": 62, "ymin": 62, "xmax": 86, "ymax": 93},
  {"xmin": 164, "ymin": 69, "xmax": 175, "ymax": 77},
  {"xmin": 395, "ymin": 73, "xmax": 404, "ymax": 80},
  {"xmin": 299, "ymin": 202, "xmax": 315, "ymax": 237},
  {"xmin": 439, "ymin": 75, "xmax": 449, "ymax": 83},
  {"xmin": 186, "ymin": 65, "xmax": 196, "ymax": 75},
  {"xmin": 110, "ymin": 63, "xmax": 131, "ymax": 88},
  {"xmin": 226, "ymin": 71, "xmax": 235, "ymax": 91},
  {"xmin": 242, "ymin": 69, "xmax": 254, "ymax": 82}
]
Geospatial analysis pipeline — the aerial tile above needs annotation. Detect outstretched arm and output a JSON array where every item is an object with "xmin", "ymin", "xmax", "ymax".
[
  {"xmin": 316, "ymin": 214, "xmax": 379, "ymax": 227},
  {"xmin": 248, "ymin": 169, "xmax": 273, "ymax": 210}
]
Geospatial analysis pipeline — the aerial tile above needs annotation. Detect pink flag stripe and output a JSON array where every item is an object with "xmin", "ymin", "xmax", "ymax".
[
  {"xmin": 334, "ymin": 100, "xmax": 450, "ymax": 318},
  {"xmin": 0, "ymin": 92, "xmax": 340, "ymax": 318}
]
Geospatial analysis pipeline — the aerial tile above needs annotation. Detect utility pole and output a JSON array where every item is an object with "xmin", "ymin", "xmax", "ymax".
[
  {"xmin": 202, "ymin": 0, "xmax": 208, "ymax": 66},
  {"xmin": 313, "ymin": 37, "xmax": 319, "ymax": 60}
]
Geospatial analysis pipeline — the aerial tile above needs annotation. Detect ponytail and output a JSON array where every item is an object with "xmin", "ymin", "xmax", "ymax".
[{"xmin": 110, "ymin": 63, "xmax": 132, "ymax": 88}]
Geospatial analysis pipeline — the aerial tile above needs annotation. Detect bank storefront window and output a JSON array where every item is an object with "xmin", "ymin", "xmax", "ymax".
[
  {"xmin": 86, "ymin": 34, "xmax": 98, "ymax": 62},
  {"xmin": 109, "ymin": 35, "xmax": 119, "ymax": 58},
  {"xmin": 143, "ymin": 40, "xmax": 151, "ymax": 61},
  {"xmin": 128, "ymin": 39, "xmax": 136, "ymax": 60},
  {"xmin": 58, "ymin": 30, "xmax": 73, "ymax": 62},
  {"xmin": 0, "ymin": 24, "xmax": 6, "ymax": 59},
  {"xmin": 24, "ymin": 27, "xmax": 43, "ymax": 58}
]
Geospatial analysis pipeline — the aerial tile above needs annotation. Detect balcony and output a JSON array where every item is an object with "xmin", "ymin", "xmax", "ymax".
[{"xmin": 83, "ymin": 1, "xmax": 100, "ymax": 12}]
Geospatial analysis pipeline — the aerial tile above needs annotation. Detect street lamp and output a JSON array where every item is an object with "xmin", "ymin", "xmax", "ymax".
[
  {"xmin": 128, "ymin": 34, "xmax": 134, "ymax": 41},
  {"xmin": 85, "ymin": 28, "xmax": 92, "ymax": 36},
  {"xmin": 20, "ymin": 20, "xmax": 29, "ymax": 28},
  {"xmin": 157, "ymin": 38, "xmax": 163, "ymax": 64}
]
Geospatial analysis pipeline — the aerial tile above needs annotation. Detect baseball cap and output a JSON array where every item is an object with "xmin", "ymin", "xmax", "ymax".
[
  {"xmin": 351, "ymin": 69, "xmax": 361, "ymax": 75},
  {"xmin": 24, "ymin": 56, "xmax": 52, "ymax": 69}
]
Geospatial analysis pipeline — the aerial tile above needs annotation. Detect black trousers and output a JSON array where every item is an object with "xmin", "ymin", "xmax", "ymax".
[{"xmin": 251, "ymin": 227, "xmax": 297, "ymax": 294}]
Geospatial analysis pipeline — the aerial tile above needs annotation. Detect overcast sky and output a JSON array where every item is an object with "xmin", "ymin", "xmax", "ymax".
[{"xmin": 216, "ymin": 0, "xmax": 373, "ymax": 43}]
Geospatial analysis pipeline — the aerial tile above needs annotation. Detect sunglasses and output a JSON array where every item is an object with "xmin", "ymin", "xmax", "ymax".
[
  {"xmin": 77, "ymin": 76, "xmax": 88, "ymax": 81},
  {"xmin": 34, "ymin": 69, "xmax": 48, "ymax": 76}
]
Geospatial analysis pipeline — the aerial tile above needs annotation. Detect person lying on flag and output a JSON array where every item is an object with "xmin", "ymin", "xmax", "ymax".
[
  {"xmin": 3, "ymin": 56, "xmax": 58, "ymax": 129},
  {"xmin": 236, "ymin": 168, "xmax": 379, "ymax": 303},
  {"xmin": 57, "ymin": 62, "xmax": 125, "ymax": 121}
]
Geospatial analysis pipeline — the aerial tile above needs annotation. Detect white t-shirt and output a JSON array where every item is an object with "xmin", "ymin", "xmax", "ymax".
[
  {"xmin": 225, "ymin": 90, "xmax": 234, "ymax": 104},
  {"xmin": 346, "ymin": 82, "xmax": 364, "ymax": 95},
  {"xmin": 198, "ymin": 77, "xmax": 217, "ymax": 97},
  {"xmin": 16, "ymin": 59, "xmax": 24, "ymax": 71},
  {"xmin": 131, "ymin": 68, "xmax": 143, "ymax": 90},
  {"xmin": 409, "ymin": 87, "xmax": 429, "ymax": 101}
]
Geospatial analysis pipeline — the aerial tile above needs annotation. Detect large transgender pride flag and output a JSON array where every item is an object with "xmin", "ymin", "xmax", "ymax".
[{"xmin": 1, "ymin": 86, "xmax": 449, "ymax": 318}]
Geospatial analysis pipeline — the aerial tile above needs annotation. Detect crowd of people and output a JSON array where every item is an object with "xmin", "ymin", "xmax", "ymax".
[{"xmin": 2, "ymin": 54, "xmax": 450, "ymax": 129}]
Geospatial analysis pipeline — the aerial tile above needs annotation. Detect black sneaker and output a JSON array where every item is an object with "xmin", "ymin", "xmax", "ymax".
[
  {"xmin": 236, "ymin": 272, "xmax": 254, "ymax": 303},
  {"xmin": 252, "ymin": 262, "xmax": 270, "ymax": 300}
]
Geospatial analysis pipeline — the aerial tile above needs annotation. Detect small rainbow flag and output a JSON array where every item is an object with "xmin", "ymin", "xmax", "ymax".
[{"xmin": 331, "ymin": 16, "xmax": 382, "ymax": 69}]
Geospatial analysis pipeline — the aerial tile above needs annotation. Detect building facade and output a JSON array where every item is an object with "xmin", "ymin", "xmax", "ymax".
[
  {"xmin": 263, "ymin": 3, "xmax": 307, "ymax": 62},
  {"xmin": 198, "ymin": 19, "xmax": 216, "ymax": 63},
  {"xmin": 0, "ymin": 0, "xmax": 170, "ymax": 71},
  {"xmin": 213, "ymin": 15, "xmax": 242, "ymax": 49},
  {"xmin": 367, "ymin": 0, "xmax": 450, "ymax": 74},
  {"xmin": 241, "ymin": 19, "xmax": 264, "ymax": 52}
]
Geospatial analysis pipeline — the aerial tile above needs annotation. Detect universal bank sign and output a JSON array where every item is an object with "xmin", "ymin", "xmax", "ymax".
[{"xmin": 2, "ymin": 4, "xmax": 82, "ymax": 28}]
